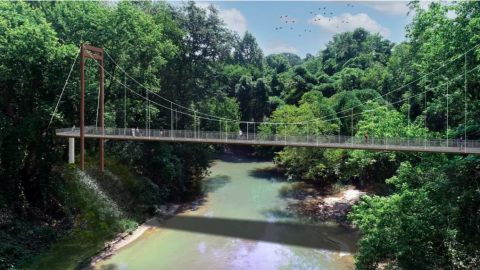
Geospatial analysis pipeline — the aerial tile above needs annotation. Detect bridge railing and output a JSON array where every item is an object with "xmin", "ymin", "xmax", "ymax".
[{"xmin": 56, "ymin": 126, "xmax": 480, "ymax": 152}]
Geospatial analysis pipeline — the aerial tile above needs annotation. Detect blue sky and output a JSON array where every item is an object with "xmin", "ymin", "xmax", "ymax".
[{"xmin": 167, "ymin": 1, "xmax": 440, "ymax": 58}]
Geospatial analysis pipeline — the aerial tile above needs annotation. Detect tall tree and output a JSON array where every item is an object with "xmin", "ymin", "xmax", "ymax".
[{"xmin": 234, "ymin": 31, "xmax": 264, "ymax": 70}]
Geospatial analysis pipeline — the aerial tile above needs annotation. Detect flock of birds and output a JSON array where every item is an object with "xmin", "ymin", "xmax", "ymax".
[{"xmin": 276, "ymin": 4, "xmax": 355, "ymax": 37}]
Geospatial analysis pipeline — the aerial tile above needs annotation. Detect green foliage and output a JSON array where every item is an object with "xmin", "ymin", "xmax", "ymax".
[
  {"xmin": 234, "ymin": 31, "xmax": 264, "ymax": 70},
  {"xmin": 1, "ymin": 1, "xmax": 480, "ymax": 269},
  {"xmin": 350, "ymin": 156, "xmax": 480, "ymax": 269},
  {"xmin": 283, "ymin": 66, "xmax": 318, "ymax": 105},
  {"xmin": 280, "ymin": 52, "xmax": 304, "ymax": 67},
  {"xmin": 321, "ymin": 28, "xmax": 394, "ymax": 76},
  {"xmin": 266, "ymin": 54, "xmax": 291, "ymax": 74},
  {"xmin": 235, "ymin": 75, "xmax": 271, "ymax": 122},
  {"xmin": 0, "ymin": 217, "xmax": 59, "ymax": 270}
]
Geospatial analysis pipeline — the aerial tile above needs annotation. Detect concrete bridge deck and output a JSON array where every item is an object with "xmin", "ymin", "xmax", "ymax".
[{"xmin": 56, "ymin": 126, "xmax": 480, "ymax": 155}]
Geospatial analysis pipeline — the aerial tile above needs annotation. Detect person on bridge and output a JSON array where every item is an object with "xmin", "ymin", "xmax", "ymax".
[
  {"xmin": 238, "ymin": 130, "xmax": 243, "ymax": 140},
  {"xmin": 136, "ymin": 127, "xmax": 140, "ymax": 137},
  {"xmin": 131, "ymin": 127, "xmax": 135, "ymax": 137},
  {"xmin": 160, "ymin": 126, "xmax": 164, "ymax": 137},
  {"xmin": 459, "ymin": 137, "xmax": 463, "ymax": 150},
  {"xmin": 365, "ymin": 132, "xmax": 369, "ymax": 145}
]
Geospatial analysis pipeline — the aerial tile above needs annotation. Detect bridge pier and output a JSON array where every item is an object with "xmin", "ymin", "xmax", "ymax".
[{"xmin": 69, "ymin": 138, "xmax": 75, "ymax": 164}]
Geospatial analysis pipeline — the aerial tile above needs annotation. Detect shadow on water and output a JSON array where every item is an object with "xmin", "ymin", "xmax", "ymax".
[
  {"xmin": 202, "ymin": 174, "xmax": 231, "ymax": 193},
  {"xmin": 137, "ymin": 215, "xmax": 356, "ymax": 251},
  {"xmin": 248, "ymin": 166, "xmax": 288, "ymax": 182}
]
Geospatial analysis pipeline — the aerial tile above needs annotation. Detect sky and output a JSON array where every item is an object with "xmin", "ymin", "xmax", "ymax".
[{"xmin": 167, "ymin": 1, "xmax": 451, "ymax": 58}]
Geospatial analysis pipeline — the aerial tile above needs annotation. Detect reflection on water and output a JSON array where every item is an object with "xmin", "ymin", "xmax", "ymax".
[
  {"xmin": 93, "ymin": 156, "xmax": 358, "ymax": 270},
  {"xmin": 203, "ymin": 174, "xmax": 231, "ymax": 193},
  {"xmin": 248, "ymin": 166, "xmax": 289, "ymax": 182}
]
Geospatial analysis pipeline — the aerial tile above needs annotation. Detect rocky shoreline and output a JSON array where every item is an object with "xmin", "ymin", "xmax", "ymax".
[{"xmin": 286, "ymin": 184, "xmax": 366, "ymax": 228}]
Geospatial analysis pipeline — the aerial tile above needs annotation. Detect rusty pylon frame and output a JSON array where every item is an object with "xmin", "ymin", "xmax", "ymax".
[{"xmin": 80, "ymin": 43, "xmax": 104, "ymax": 171}]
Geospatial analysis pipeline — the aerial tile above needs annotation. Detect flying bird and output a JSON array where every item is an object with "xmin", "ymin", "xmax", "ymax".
[
  {"xmin": 286, "ymin": 21, "xmax": 288, "ymax": 23},
  {"xmin": 342, "ymin": 21, "xmax": 344, "ymax": 23},
  {"xmin": 280, "ymin": 16, "xmax": 283, "ymax": 18},
  {"xmin": 329, "ymin": 19, "xmax": 331, "ymax": 21},
  {"xmin": 280, "ymin": 27, "xmax": 282, "ymax": 29},
  {"xmin": 324, "ymin": 7, "xmax": 326, "ymax": 9},
  {"xmin": 291, "ymin": 27, "xmax": 293, "ymax": 29},
  {"xmin": 299, "ymin": 35, "xmax": 301, "ymax": 37},
  {"xmin": 276, "ymin": 28, "xmax": 278, "ymax": 30},
  {"xmin": 330, "ymin": 12, "xmax": 332, "ymax": 14},
  {"xmin": 310, "ymin": 12, "xmax": 313, "ymax": 14},
  {"xmin": 314, "ymin": 19, "xmax": 316, "ymax": 21},
  {"xmin": 309, "ymin": 30, "xmax": 311, "ymax": 32},
  {"xmin": 285, "ymin": 15, "xmax": 288, "ymax": 17}
]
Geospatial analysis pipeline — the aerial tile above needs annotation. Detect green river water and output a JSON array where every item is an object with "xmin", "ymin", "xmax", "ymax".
[{"xmin": 93, "ymin": 155, "xmax": 359, "ymax": 270}]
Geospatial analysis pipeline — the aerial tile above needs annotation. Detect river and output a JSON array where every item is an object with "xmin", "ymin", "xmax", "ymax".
[{"xmin": 92, "ymin": 155, "xmax": 359, "ymax": 269}]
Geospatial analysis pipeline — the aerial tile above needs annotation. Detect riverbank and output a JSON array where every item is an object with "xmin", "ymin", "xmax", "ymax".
[
  {"xmin": 83, "ymin": 202, "xmax": 191, "ymax": 269},
  {"xmin": 83, "ymin": 194, "xmax": 210, "ymax": 269}
]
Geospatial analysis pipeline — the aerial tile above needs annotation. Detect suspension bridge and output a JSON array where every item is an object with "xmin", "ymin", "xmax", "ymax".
[{"xmin": 51, "ymin": 44, "xmax": 480, "ymax": 172}]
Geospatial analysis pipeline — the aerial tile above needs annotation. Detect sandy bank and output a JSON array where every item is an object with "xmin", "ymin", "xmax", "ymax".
[{"xmin": 81, "ymin": 204, "xmax": 181, "ymax": 269}]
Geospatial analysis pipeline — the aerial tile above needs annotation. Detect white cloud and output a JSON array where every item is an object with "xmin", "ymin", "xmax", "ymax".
[
  {"xmin": 308, "ymin": 13, "xmax": 391, "ymax": 38},
  {"xmin": 220, "ymin": 8, "xmax": 248, "ymax": 36},
  {"xmin": 264, "ymin": 39, "xmax": 299, "ymax": 55},
  {"xmin": 195, "ymin": 1, "xmax": 210, "ymax": 9},
  {"xmin": 419, "ymin": 1, "xmax": 432, "ymax": 10},
  {"xmin": 362, "ymin": 2, "xmax": 410, "ymax": 16},
  {"xmin": 195, "ymin": 1, "xmax": 247, "ymax": 36}
]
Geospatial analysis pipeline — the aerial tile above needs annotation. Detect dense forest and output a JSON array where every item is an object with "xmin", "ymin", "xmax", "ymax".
[{"xmin": 0, "ymin": 1, "xmax": 479, "ymax": 269}]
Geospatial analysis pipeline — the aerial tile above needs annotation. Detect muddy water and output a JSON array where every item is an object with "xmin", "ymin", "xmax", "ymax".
[{"xmin": 93, "ymin": 156, "xmax": 359, "ymax": 270}]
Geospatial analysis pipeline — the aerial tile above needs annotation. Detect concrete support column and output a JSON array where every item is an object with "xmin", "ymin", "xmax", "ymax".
[{"xmin": 69, "ymin": 138, "xmax": 75, "ymax": 164}]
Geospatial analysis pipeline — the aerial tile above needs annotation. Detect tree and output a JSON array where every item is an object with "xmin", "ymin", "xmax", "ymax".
[
  {"xmin": 0, "ymin": 1, "xmax": 70, "ymax": 212},
  {"xmin": 350, "ymin": 156, "xmax": 480, "ymax": 269},
  {"xmin": 283, "ymin": 66, "xmax": 318, "ymax": 105},
  {"xmin": 281, "ymin": 52, "xmax": 304, "ymax": 67},
  {"xmin": 235, "ymin": 76, "xmax": 271, "ymax": 122},
  {"xmin": 265, "ymin": 54, "xmax": 291, "ymax": 74},
  {"xmin": 303, "ymin": 53, "xmax": 314, "ymax": 62},
  {"xmin": 234, "ymin": 31, "xmax": 264, "ymax": 70},
  {"xmin": 320, "ymin": 28, "xmax": 394, "ymax": 75}
]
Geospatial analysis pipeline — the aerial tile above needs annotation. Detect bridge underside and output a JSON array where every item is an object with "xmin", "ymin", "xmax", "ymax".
[{"xmin": 56, "ymin": 127, "xmax": 479, "ymax": 155}]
